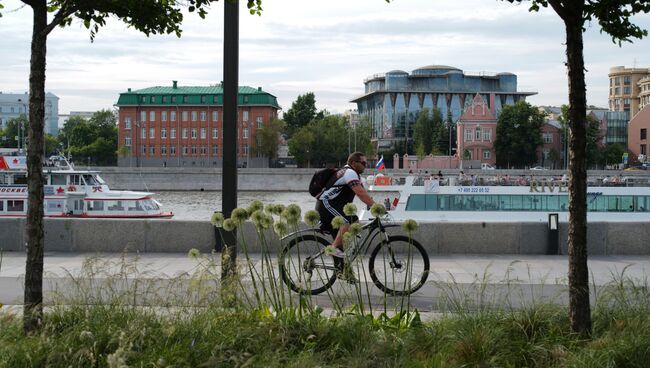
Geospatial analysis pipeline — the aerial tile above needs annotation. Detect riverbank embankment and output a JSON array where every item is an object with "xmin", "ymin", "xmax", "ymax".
[{"xmin": 1, "ymin": 218, "xmax": 648, "ymax": 255}]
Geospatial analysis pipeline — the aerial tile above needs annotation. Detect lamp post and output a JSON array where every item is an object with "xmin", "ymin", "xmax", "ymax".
[{"xmin": 17, "ymin": 99, "xmax": 27, "ymax": 153}]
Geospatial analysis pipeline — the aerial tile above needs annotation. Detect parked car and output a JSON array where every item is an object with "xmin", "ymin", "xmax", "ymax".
[
  {"xmin": 481, "ymin": 163, "xmax": 495, "ymax": 170},
  {"xmin": 530, "ymin": 166, "xmax": 548, "ymax": 171}
]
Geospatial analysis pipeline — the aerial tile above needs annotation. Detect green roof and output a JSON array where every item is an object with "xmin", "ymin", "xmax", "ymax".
[{"xmin": 116, "ymin": 84, "xmax": 280, "ymax": 108}]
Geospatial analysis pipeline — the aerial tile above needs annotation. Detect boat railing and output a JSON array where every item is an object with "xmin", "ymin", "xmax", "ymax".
[{"xmin": 375, "ymin": 174, "xmax": 650, "ymax": 188}]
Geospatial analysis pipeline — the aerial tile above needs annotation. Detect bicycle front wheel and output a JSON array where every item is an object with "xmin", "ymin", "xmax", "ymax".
[
  {"xmin": 369, "ymin": 235, "xmax": 429, "ymax": 296},
  {"xmin": 279, "ymin": 234, "xmax": 338, "ymax": 295}
]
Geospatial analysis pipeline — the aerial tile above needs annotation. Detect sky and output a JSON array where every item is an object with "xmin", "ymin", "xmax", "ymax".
[{"xmin": 1, "ymin": 0, "xmax": 649, "ymax": 116}]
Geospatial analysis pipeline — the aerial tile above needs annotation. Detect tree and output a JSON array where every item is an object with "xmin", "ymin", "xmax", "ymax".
[
  {"xmin": 352, "ymin": 118, "xmax": 376, "ymax": 159},
  {"xmin": 283, "ymin": 92, "xmax": 323, "ymax": 137},
  {"xmin": 548, "ymin": 148, "xmax": 561, "ymax": 169},
  {"xmin": 600, "ymin": 144, "xmax": 626, "ymax": 167},
  {"xmin": 493, "ymin": 101, "xmax": 545, "ymax": 168},
  {"xmin": 253, "ymin": 118, "xmax": 285, "ymax": 167},
  {"xmin": 0, "ymin": 115, "xmax": 29, "ymax": 148},
  {"xmin": 559, "ymin": 105, "xmax": 603, "ymax": 168},
  {"xmin": 9, "ymin": 0, "xmax": 262, "ymax": 335},
  {"xmin": 287, "ymin": 127, "xmax": 315, "ymax": 167},
  {"xmin": 504, "ymin": 0, "xmax": 650, "ymax": 336},
  {"xmin": 412, "ymin": 108, "xmax": 445, "ymax": 157}
]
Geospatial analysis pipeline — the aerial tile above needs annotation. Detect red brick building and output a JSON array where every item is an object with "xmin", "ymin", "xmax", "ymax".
[
  {"xmin": 116, "ymin": 81, "xmax": 280, "ymax": 167},
  {"xmin": 456, "ymin": 94, "xmax": 497, "ymax": 167}
]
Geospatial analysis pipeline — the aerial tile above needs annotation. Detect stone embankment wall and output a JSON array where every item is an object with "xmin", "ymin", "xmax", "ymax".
[
  {"xmin": 1, "ymin": 218, "xmax": 648, "ymax": 255},
  {"xmin": 95, "ymin": 167, "xmax": 650, "ymax": 191}
]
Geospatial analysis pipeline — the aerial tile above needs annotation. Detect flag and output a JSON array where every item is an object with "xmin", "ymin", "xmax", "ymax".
[{"xmin": 375, "ymin": 155, "xmax": 385, "ymax": 171}]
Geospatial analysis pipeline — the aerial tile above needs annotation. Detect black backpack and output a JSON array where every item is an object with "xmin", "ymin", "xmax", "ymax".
[{"xmin": 308, "ymin": 167, "xmax": 339, "ymax": 198}]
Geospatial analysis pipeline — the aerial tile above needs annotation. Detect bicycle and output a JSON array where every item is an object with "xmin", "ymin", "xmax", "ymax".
[{"xmin": 279, "ymin": 216, "xmax": 430, "ymax": 296}]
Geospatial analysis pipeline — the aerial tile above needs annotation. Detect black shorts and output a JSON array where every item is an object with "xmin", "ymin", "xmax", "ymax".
[{"xmin": 316, "ymin": 200, "xmax": 358, "ymax": 234}]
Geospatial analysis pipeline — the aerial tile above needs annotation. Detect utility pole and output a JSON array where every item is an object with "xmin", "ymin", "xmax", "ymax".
[{"xmin": 221, "ymin": 0, "xmax": 239, "ymax": 288}]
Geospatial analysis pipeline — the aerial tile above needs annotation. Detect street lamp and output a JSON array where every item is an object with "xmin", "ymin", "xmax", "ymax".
[{"xmin": 17, "ymin": 99, "xmax": 27, "ymax": 153}]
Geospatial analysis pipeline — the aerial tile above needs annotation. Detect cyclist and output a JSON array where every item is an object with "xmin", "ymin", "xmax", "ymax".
[{"xmin": 316, "ymin": 152, "xmax": 376, "ymax": 280}]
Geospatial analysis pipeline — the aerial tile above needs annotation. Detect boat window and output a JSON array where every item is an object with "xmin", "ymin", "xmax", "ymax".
[
  {"xmin": 13, "ymin": 174, "xmax": 27, "ymax": 185},
  {"xmin": 46, "ymin": 200, "xmax": 64, "ymax": 212},
  {"xmin": 127, "ymin": 201, "xmax": 143, "ymax": 211},
  {"xmin": 50, "ymin": 174, "xmax": 66, "ymax": 185},
  {"xmin": 94, "ymin": 175, "xmax": 106, "ymax": 184},
  {"xmin": 0, "ymin": 201, "xmax": 3, "ymax": 211},
  {"xmin": 83, "ymin": 175, "xmax": 98, "ymax": 185},
  {"xmin": 405, "ymin": 194, "xmax": 650, "ymax": 213},
  {"xmin": 0, "ymin": 175, "xmax": 8, "ymax": 185},
  {"xmin": 87, "ymin": 201, "xmax": 104, "ymax": 211},
  {"xmin": 142, "ymin": 199, "xmax": 157, "ymax": 211},
  {"xmin": 70, "ymin": 175, "xmax": 83, "ymax": 185},
  {"xmin": 107, "ymin": 201, "xmax": 124, "ymax": 211},
  {"xmin": 7, "ymin": 200, "xmax": 24, "ymax": 212}
]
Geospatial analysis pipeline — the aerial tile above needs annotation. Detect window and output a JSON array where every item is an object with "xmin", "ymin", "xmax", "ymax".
[
  {"xmin": 170, "ymin": 145, "xmax": 176, "ymax": 155},
  {"xmin": 212, "ymin": 111, "xmax": 218, "ymax": 121},
  {"xmin": 200, "ymin": 128, "xmax": 206, "ymax": 139},
  {"xmin": 150, "ymin": 111, "xmax": 155, "ymax": 121},
  {"xmin": 150, "ymin": 128, "xmax": 155, "ymax": 139},
  {"xmin": 543, "ymin": 133, "xmax": 553, "ymax": 143},
  {"xmin": 183, "ymin": 96, "xmax": 189, "ymax": 103},
  {"xmin": 7, "ymin": 200, "xmax": 24, "ymax": 212},
  {"xmin": 615, "ymin": 77, "xmax": 620, "ymax": 85},
  {"xmin": 243, "ymin": 111, "xmax": 249, "ymax": 122},
  {"xmin": 475, "ymin": 127, "xmax": 481, "ymax": 140},
  {"xmin": 642, "ymin": 144, "xmax": 647, "ymax": 155},
  {"xmin": 483, "ymin": 129, "xmax": 491, "ymax": 142},
  {"xmin": 171, "ymin": 96, "xmax": 177, "ymax": 103},
  {"xmin": 212, "ymin": 144, "xmax": 218, "ymax": 155},
  {"xmin": 200, "ymin": 145, "xmax": 207, "ymax": 155},
  {"xmin": 162, "ymin": 96, "xmax": 168, "ymax": 103},
  {"xmin": 191, "ymin": 128, "xmax": 197, "ymax": 139},
  {"xmin": 191, "ymin": 145, "xmax": 197, "ymax": 154},
  {"xmin": 213, "ymin": 96, "xmax": 219, "ymax": 103},
  {"xmin": 171, "ymin": 128, "xmax": 176, "ymax": 139},
  {"xmin": 149, "ymin": 145, "xmax": 155, "ymax": 155},
  {"xmin": 624, "ymin": 87, "xmax": 631, "ymax": 94},
  {"xmin": 243, "ymin": 144, "xmax": 249, "ymax": 155},
  {"xmin": 624, "ymin": 76, "xmax": 631, "ymax": 85},
  {"xmin": 182, "ymin": 145, "xmax": 188, "ymax": 155},
  {"xmin": 141, "ymin": 145, "xmax": 146, "ymax": 154},
  {"xmin": 124, "ymin": 117, "xmax": 132, "ymax": 129},
  {"xmin": 171, "ymin": 111, "xmax": 176, "ymax": 121},
  {"xmin": 141, "ymin": 128, "xmax": 146, "ymax": 139},
  {"xmin": 212, "ymin": 128, "xmax": 218, "ymax": 139},
  {"xmin": 191, "ymin": 111, "xmax": 197, "ymax": 121},
  {"xmin": 200, "ymin": 111, "xmax": 206, "ymax": 121},
  {"xmin": 182, "ymin": 111, "xmax": 188, "ymax": 121},
  {"xmin": 201, "ymin": 95, "xmax": 206, "ymax": 103},
  {"xmin": 161, "ymin": 145, "xmax": 167, "ymax": 155},
  {"xmin": 141, "ymin": 96, "xmax": 147, "ymax": 103},
  {"xmin": 543, "ymin": 149, "xmax": 550, "ymax": 159},
  {"xmin": 464, "ymin": 128, "xmax": 473, "ymax": 141},
  {"xmin": 256, "ymin": 116, "xmax": 263, "ymax": 129},
  {"xmin": 161, "ymin": 111, "xmax": 167, "ymax": 122},
  {"xmin": 140, "ymin": 111, "xmax": 146, "ymax": 122},
  {"xmin": 125, "ymin": 137, "xmax": 132, "ymax": 146},
  {"xmin": 150, "ymin": 96, "xmax": 155, "ymax": 103},
  {"xmin": 161, "ymin": 128, "xmax": 167, "ymax": 139},
  {"xmin": 243, "ymin": 127, "xmax": 249, "ymax": 139},
  {"xmin": 642, "ymin": 129, "xmax": 647, "ymax": 140},
  {"xmin": 182, "ymin": 128, "xmax": 188, "ymax": 139},
  {"xmin": 483, "ymin": 150, "xmax": 490, "ymax": 159}
]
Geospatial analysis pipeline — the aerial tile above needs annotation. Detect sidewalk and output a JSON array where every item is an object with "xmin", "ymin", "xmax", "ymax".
[{"xmin": 3, "ymin": 252, "xmax": 650, "ymax": 310}]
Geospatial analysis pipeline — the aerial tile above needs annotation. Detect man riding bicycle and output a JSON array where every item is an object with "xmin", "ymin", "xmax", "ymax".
[{"xmin": 316, "ymin": 152, "xmax": 376, "ymax": 280}]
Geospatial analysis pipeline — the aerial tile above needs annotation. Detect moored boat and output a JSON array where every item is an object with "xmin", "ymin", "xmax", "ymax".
[
  {"xmin": 0, "ymin": 156, "xmax": 173, "ymax": 218},
  {"xmin": 361, "ymin": 174, "xmax": 650, "ymax": 223}
]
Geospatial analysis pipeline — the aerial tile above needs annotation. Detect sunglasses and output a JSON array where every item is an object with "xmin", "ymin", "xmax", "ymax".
[{"xmin": 357, "ymin": 160, "xmax": 367, "ymax": 166}]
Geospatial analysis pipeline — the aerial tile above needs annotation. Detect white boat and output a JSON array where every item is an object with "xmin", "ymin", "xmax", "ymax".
[
  {"xmin": 361, "ymin": 174, "xmax": 650, "ymax": 223},
  {"xmin": 0, "ymin": 156, "xmax": 173, "ymax": 219}
]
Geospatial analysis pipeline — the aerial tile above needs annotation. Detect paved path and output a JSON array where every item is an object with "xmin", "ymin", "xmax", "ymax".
[{"xmin": 2, "ymin": 252, "xmax": 650, "ymax": 312}]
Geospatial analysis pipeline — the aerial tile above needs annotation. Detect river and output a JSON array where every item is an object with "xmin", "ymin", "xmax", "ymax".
[{"xmin": 155, "ymin": 191, "xmax": 318, "ymax": 221}]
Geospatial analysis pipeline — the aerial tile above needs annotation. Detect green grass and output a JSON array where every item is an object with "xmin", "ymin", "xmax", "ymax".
[{"xmin": 2, "ymin": 302, "xmax": 650, "ymax": 367}]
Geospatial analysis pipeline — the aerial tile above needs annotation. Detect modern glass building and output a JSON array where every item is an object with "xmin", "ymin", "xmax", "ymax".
[
  {"xmin": 605, "ymin": 111, "xmax": 630, "ymax": 147},
  {"xmin": 350, "ymin": 65, "xmax": 536, "ymax": 150}
]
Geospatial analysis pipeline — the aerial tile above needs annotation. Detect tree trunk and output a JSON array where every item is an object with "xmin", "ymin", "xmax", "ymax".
[
  {"xmin": 23, "ymin": 1, "xmax": 48, "ymax": 334},
  {"xmin": 563, "ymin": 8, "xmax": 592, "ymax": 336}
]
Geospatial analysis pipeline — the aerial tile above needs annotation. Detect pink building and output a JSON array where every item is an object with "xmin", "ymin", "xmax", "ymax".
[
  {"xmin": 537, "ymin": 120, "xmax": 563, "ymax": 168},
  {"xmin": 628, "ymin": 105, "xmax": 650, "ymax": 160},
  {"xmin": 456, "ymin": 94, "xmax": 497, "ymax": 166}
]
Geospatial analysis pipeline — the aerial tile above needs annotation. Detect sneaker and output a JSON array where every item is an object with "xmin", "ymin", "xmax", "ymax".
[
  {"xmin": 336, "ymin": 263, "xmax": 358, "ymax": 284},
  {"xmin": 324, "ymin": 245, "xmax": 345, "ymax": 258}
]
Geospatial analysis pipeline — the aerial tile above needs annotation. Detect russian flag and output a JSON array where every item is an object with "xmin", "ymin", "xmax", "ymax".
[{"xmin": 375, "ymin": 155, "xmax": 385, "ymax": 171}]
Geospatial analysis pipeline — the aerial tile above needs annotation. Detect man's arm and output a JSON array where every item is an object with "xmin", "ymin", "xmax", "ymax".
[{"xmin": 352, "ymin": 185, "xmax": 375, "ymax": 207}]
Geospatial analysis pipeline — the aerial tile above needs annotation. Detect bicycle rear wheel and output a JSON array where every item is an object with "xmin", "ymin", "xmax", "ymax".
[
  {"xmin": 368, "ymin": 235, "xmax": 429, "ymax": 296},
  {"xmin": 279, "ymin": 234, "xmax": 338, "ymax": 295}
]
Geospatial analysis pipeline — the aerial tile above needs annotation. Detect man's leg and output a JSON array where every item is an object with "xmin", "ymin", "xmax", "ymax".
[{"xmin": 332, "ymin": 224, "xmax": 350, "ymax": 250}]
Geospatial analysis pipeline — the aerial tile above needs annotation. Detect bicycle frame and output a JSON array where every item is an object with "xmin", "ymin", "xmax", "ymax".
[{"xmin": 280, "ymin": 216, "xmax": 400, "ymax": 271}]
